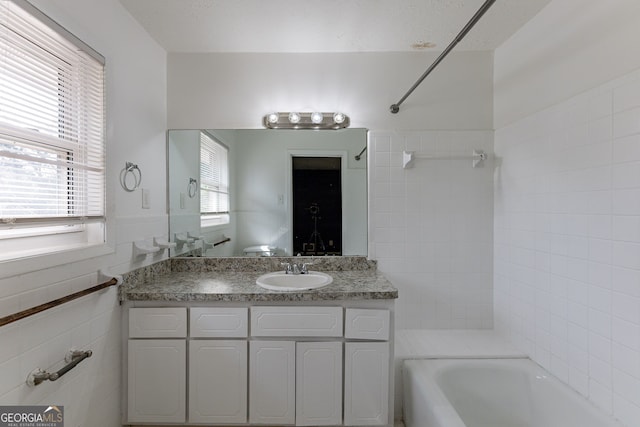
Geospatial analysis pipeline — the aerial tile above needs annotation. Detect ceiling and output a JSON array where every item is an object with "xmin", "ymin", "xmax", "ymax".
[{"xmin": 119, "ymin": 0, "xmax": 552, "ymax": 53}]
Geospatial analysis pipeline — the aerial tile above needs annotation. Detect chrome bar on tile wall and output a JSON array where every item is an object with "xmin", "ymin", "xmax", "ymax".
[
  {"xmin": 26, "ymin": 349, "xmax": 93, "ymax": 386},
  {"xmin": 402, "ymin": 150, "xmax": 488, "ymax": 169},
  {"xmin": 389, "ymin": 0, "xmax": 497, "ymax": 114},
  {"xmin": 0, "ymin": 275, "xmax": 121, "ymax": 328},
  {"xmin": 213, "ymin": 236, "xmax": 232, "ymax": 247}
]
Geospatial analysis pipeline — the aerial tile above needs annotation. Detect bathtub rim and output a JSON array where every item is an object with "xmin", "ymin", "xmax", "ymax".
[{"xmin": 402, "ymin": 357, "xmax": 624, "ymax": 427}]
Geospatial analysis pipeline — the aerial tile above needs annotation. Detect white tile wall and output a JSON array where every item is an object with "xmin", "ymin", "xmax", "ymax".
[
  {"xmin": 495, "ymin": 69, "xmax": 640, "ymax": 426},
  {"xmin": 0, "ymin": 216, "xmax": 167, "ymax": 427},
  {"xmin": 369, "ymin": 130, "xmax": 494, "ymax": 329},
  {"xmin": 0, "ymin": 286, "xmax": 121, "ymax": 427}
]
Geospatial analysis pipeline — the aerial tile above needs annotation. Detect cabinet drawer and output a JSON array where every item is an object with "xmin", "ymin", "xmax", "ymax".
[
  {"xmin": 129, "ymin": 307, "xmax": 187, "ymax": 338},
  {"xmin": 344, "ymin": 309, "xmax": 390, "ymax": 341},
  {"xmin": 251, "ymin": 306, "xmax": 343, "ymax": 337},
  {"xmin": 191, "ymin": 307, "xmax": 248, "ymax": 338}
]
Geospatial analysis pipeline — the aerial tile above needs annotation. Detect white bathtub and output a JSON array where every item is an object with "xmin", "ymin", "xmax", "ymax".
[{"xmin": 403, "ymin": 358, "xmax": 623, "ymax": 427}]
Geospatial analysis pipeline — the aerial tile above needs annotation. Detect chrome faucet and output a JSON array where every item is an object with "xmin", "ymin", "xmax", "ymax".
[{"xmin": 280, "ymin": 262, "xmax": 313, "ymax": 274}]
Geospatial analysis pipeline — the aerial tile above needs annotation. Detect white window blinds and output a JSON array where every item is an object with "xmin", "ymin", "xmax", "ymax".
[
  {"xmin": 200, "ymin": 131, "xmax": 229, "ymax": 215},
  {"xmin": 0, "ymin": 0, "xmax": 105, "ymax": 236}
]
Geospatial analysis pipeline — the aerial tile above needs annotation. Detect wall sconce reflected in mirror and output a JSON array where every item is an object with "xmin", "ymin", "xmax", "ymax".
[{"xmin": 263, "ymin": 112, "xmax": 350, "ymax": 129}]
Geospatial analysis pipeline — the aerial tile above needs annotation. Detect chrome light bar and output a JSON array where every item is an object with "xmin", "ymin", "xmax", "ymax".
[{"xmin": 263, "ymin": 112, "xmax": 350, "ymax": 130}]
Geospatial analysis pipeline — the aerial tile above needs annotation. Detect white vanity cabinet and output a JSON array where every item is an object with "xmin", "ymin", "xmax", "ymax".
[
  {"xmin": 250, "ymin": 340, "xmax": 343, "ymax": 426},
  {"xmin": 189, "ymin": 340, "xmax": 247, "ymax": 423},
  {"xmin": 189, "ymin": 307, "xmax": 249, "ymax": 423},
  {"xmin": 127, "ymin": 306, "xmax": 248, "ymax": 425},
  {"xmin": 249, "ymin": 340, "xmax": 296, "ymax": 424},
  {"xmin": 128, "ymin": 340, "xmax": 187, "ymax": 423},
  {"xmin": 344, "ymin": 342, "xmax": 389, "ymax": 425},
  {"xmin": 344, "ymin": 308, "xmax": 391, "ymax": 426},
  {"xmin": 296, "ymin": 341, "xmax": 343, "ymax": 426},
  {"xmin": 125, "ymin": 304, "xmax": 393, "ymax": 427},
  {"xmin": 127, "ymin": 308, "xmax": 187, "ymax": 423},
  {"xmin": 249, "ymin": 306, "xmax": 344, "ymax": 425}
]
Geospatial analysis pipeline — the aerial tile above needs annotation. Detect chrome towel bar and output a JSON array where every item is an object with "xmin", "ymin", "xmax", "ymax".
[
  {"xmin": 0, "ymin": 276, "xmax": 120, "ymax": 328},
  {"xmin": 402, "ymin": 150, "xmax": 488, "ymax": 169},
  {"xmin": 212, "ymin": 236, "xmax": 231, "ymax": 247},
  {"xmin": 27, "ymin": 350, "xmax": 93, "ymax": 387}
]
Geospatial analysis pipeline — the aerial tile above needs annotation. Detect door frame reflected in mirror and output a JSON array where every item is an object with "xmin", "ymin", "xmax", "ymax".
[{"xmin": 287, "ymin": 150, "xmax": 347, "ymax": 256}]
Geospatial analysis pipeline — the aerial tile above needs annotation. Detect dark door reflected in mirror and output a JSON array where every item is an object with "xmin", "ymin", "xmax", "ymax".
[{"xmin": 292, "ymin": 157, "xmax": 342, "ymax": 256}]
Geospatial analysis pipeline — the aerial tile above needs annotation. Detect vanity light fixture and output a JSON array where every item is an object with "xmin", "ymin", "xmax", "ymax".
[
  {"xmin": 263, "ymin": 112, "xmax": 350, "ymax": 130},
  {"xmin": 310, "ymin": 111, "xmax": 324, "ymax": 124},
  {"xmin": 288, "ymin": 112, "xmax": 301, "ymax": 124},
  {"xmin": 266, "ymin": 112, "xmax": 279, "ymax": 124}
]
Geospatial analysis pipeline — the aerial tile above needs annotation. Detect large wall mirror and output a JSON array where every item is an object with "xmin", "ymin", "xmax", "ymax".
[{"xmin": 167, "ymin": 129, "xmax": 368, "ymax": 257}]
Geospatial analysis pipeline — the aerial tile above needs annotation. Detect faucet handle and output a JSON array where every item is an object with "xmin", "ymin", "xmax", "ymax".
[
  {"xmin": 280, "ymin": 262, "xmax": 293, "ymax": 274},
  {"xmin": 300, "ymin": 262, "xmax": 314, "ymax": 274}
]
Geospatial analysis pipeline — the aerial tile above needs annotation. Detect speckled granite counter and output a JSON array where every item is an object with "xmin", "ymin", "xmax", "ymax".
[{"xmin": 122, "ymin": 256, "xmax": 398, "ymax": 302}]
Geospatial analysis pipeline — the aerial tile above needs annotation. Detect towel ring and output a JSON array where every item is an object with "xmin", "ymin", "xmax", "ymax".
[
  {"xmin": 120, "ymin": 162, "xmax": 142, "ymax": 192},
  {"xmin": 187, "ymin": 178, "xmax": 198, "ymax": 198}
]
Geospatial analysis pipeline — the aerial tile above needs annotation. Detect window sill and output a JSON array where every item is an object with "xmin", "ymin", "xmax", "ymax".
[
  {"xmin": 201, "ymin": 213, "xmax": 230, "ymax": 230},
  {"xmin": 201, "ymin": 222, "xmax": 231, "ymax": 234}
]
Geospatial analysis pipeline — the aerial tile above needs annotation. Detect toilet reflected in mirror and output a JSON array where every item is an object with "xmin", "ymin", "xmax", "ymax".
[{"xmin": 242, "ymin": 245, "xmax": 277, "ymax": 257}]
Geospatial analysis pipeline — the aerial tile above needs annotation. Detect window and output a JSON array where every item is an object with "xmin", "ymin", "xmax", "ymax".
[
  {"xmin": 200, "ymin": 131, "xmax": 229, "ymax": 227},
  {"xmin": 0, "ymin": 0, "xmax": 106, "ymax": 260}
]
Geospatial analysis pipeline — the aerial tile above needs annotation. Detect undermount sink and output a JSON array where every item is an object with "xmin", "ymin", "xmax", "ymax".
[{"xmin": 256, "ymin": 271, "xmax": 333, "ymax": 291}]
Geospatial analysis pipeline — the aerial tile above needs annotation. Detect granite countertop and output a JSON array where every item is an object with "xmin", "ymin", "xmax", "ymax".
[{"xmin": 124, "ymin": 269, "xmax": 398, "ymax": 302}]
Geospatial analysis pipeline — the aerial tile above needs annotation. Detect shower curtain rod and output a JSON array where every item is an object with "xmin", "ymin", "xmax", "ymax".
[{"xmin": 389, "ymin": 0, "xmax": 497, "ymax": 114}]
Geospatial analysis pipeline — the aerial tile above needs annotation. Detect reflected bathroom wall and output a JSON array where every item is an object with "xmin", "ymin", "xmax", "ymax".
[{"xmin": 167, "ymin": 128, "xmax": 368, "ymax": 257}]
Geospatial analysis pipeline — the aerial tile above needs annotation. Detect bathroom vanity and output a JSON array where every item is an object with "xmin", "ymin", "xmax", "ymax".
[{"xmin": 121, "ymin": 257, "xmax": 397, "ymax": 427}]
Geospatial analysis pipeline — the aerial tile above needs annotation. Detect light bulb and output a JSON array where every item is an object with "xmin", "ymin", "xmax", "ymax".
[
  {"xmin": 267, "ymin": 112, "xmax": 279, "ymax": 124},
  {"xmin": 333, "ymin": 112, "xmax": 346, "ymax": 124},
  {"xmin": 288, "ymin": 112, "xmax": 301, "ymax": 124},
  {"xmin": 310, "ymin": 112, "xmax": 324, "ymax": 124}
]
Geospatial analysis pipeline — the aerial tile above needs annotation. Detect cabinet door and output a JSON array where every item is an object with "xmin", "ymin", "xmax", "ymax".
[
  {"xmin": 249, "ymin": 340, "xmax": 295, "ymax": 425},
  {"xmin": 344, "ymin": 342, "xmax": 389, "ymax": 426},
  {"xmin": 189, "ymin": 340, "xmax": 247, "ymax": 423},
  {"xmin": 296, "ymin": 342, "xmax": 342, "ymax": 426},
  {"xmin": 127, "ymin": 339, "xmax": 186, "ymax": 423}
]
